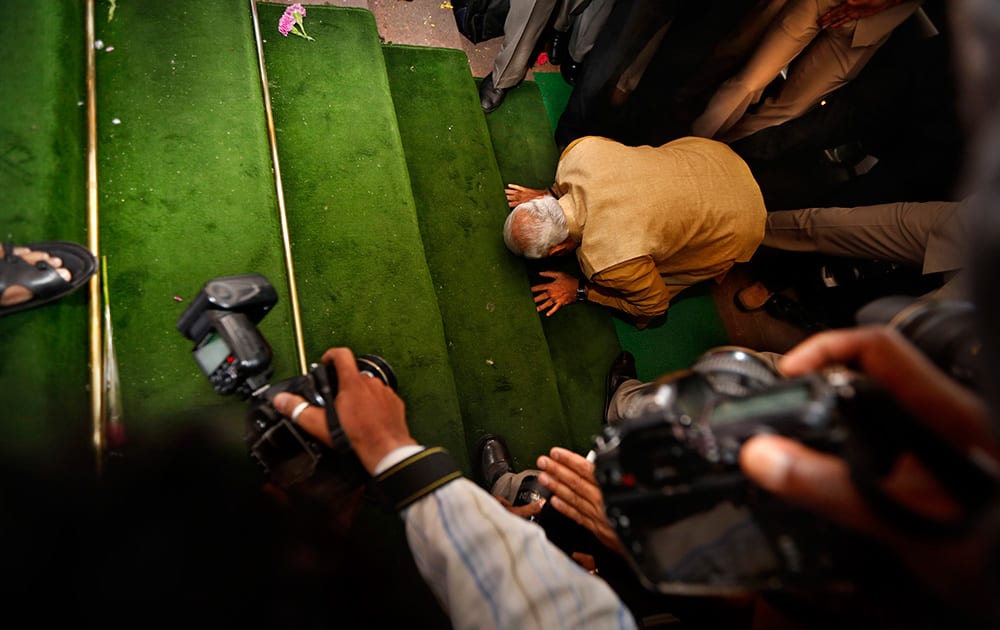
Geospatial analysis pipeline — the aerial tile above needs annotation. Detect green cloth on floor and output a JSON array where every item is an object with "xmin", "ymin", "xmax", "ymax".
[
  {"xmin": 615, "ymin": 282, "xmax": 730, "ymax": 382},
  {"xmin": 0, "ymin": 1, "xmax": 91, "ymax": 465},
  {"xmin": 258, "ymin": 5, "xmax": 468, "ymax": 471},
  {"xmin": 483, "ymin": 79, "xmax": 621, "ymax": 454},
  {"xmin": 533, "ymin": 72, "xmax": 573, "ymax": 134},
  {"xmin": 96, "ymin": 0, "xmax": 298, "ymax": 445}
]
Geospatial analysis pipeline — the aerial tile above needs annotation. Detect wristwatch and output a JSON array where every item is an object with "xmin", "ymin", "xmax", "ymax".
[{"xmin": 576, "ymin": 281, "xmax": 588, "ymax": 302}]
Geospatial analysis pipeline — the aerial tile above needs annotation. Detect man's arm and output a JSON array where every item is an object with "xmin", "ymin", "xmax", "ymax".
[
  {"xmin": 505, "ymin": 183, "xmax": 559, "ymax": 208},
  {"xmin": 587, "ymin": 256, "xmax": 675, "ymax": 325},
  {"xmin": 274, "ymin": 348, "xmax": 636, "ymax": 630},
  {"xmin": 401, "ymin": 474, "xmax": 635, "ymax": 629}
]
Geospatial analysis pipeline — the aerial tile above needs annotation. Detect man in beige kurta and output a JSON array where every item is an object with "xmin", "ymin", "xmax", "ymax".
[{"xmin": 503, "ymin": 135, "xmax": 766, "ymax": 328}]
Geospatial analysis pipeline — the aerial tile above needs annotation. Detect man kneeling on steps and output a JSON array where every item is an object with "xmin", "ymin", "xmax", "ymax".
[{"xmin": 503, "ymin": 135, "xmax": 766, "ymax": 329}]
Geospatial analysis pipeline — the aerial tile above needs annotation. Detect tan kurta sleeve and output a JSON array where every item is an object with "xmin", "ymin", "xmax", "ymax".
[{"xmin": 586, "ymin": 256, "xmax": 679, "ymax": 319}]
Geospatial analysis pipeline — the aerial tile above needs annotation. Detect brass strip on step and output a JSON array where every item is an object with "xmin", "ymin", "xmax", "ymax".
[
  {"xmin": 85, "ymin": 0, "xmax": 105, "ymax": 475},
  {"xmin": 249, "ymin": 0, "xmax": 308, "ymax": 375}
]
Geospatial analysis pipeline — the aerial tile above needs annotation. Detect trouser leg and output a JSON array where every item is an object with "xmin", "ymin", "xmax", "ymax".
[
  {"xmin": 762, "ymin": 201, "xmax": 960, "ymax": 270},
  {"xmin": 724, "ymin": 17, "xmax": 885, "ymax": 142},
  {"xmin": 493, "ymin": 0, "xmax": 560, "ymax": 89},
  {"xmin": 567, "ymin": 0, "xmax": 615, "ymax": 62},
  {"xmin": 491, "ymin": 469, "xmax": 544, "ymax": 504},
  {"xmin": 606, "ymin": 378, "xmax": 659, "ymax": 425},
  {"xmin": 691, "ymin": 0, "xmax": 837, "ymax": 139}
]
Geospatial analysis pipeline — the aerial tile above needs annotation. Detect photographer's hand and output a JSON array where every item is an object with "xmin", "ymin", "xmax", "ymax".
[
  {"xmin": 739, "ymin": 326, "xmax": 999, "ymax": 617},
  {"xmin": 273, "ymin": 347, "xmax": 416, "ymax": 475},
  {"xmin": 537, "ymin": 447, "xmax": 625, "ymax": 554}
]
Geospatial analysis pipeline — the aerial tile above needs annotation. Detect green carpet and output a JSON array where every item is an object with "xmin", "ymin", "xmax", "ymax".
[
  {"xmin": 614, "ymin": 282, "xmax": 730, "ymax": 382},
  {"xmin": 384, "ymin": 45, "xmax": 572, "ymax": 469},
  {"xmin": 96, "ymin": 0, "xmax": 298, "ymax": 445},
  {"xmin": 0, "ymin": 1, "xmax": 91, "ymax": 465},
  {"xmin": 482, "ymin": 79, "xmax": 622, "ymax": 453},
  {"xmin": 533, "ymin": 72, "xmax": 573, "ymax": 134},
  {"xmin": 258, "ymin": 4, "xmax": 468, "ymax": 471}
]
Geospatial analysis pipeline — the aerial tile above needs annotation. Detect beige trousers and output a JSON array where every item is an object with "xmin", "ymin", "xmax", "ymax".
[
  {"xmin": 690, "ymin": 0, "xmax": 911, "ymax": 142},
  {"xmin": 493, "ymin": 0, "xmax": 610, "ymax": 88},
  {"xmin": 764, "ymin": 199, "xmax": 969, "ymax": 299}
]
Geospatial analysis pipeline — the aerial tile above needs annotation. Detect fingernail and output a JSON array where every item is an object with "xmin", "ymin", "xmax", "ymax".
[
  {"xmin": 538, "ymin": 473, "xmax": 551, "ymax": 486},
  {"xmin": 272, "ymin": 392, "xmax": 289, "ymax": 410},
  {"xmin": 537, "ymin": 456, "xmax": 549, "ymax": 470}
]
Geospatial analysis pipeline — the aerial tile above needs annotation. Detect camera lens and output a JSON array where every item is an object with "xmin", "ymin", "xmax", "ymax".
[{"xmin": 356, "ymin": 354, "xmax": 398, "ymax": 391}]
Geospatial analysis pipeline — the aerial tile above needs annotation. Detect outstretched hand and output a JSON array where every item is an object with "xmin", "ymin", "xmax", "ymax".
[
  {"xmin": 505, "ymin": 184, "xmax": 548, "ymax": 208},
  {"xmin": 272, "ymin": 347, "xmax": 416, "ymax": 475},
  {"xmin": 537, "ymin": 447, "xmax": 624, "ymax": 554},
  {"xmin": 530, "ymin": 271, "xmax": 579, "ymax": 316},
  {"xmin": 819, "ymin": 0, "xmax": 903, "ymax": 29}
]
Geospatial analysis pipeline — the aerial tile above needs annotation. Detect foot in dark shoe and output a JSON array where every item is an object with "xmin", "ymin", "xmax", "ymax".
[
  {"xmin": 476, "ymin": 434, "xmax": 515, "ymax": 491},
  {"xmin": 479, "ymin": 73, "xmax": 508, "ymax": 113},
  {"xmin": 549, "ymin": 30, "xmax": 569, "ymax": 66},
  {"xmin": 604, "ymin": 351, "xmax": 637, "ymax": 421},
  {"xmin": 559, "ymin": 57, "xmax": 580, "ymax": 85},
  {"xmin": 560, "ymin": 58, "xmax": 580, "ymax": 85},
  {"xmin": 764, "ymin": 294, "xmax": 827, "ymax": 333}
]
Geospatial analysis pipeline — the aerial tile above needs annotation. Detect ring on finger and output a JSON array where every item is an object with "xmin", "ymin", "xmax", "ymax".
[{"xmin": 289, "ymin": 401, "xmax": 310, "ymax": 423}]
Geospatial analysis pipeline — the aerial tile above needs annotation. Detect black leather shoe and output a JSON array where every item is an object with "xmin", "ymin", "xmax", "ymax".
[
  {"xmin": 549, "ymin": 30, "xmax": 568, "ymax": 66},
  {"xmin": 476, "ymin": 434, "xmax": 515, "ymax": 491},
  {"xmin": 604, "ymin": 351, "xmax": 637, "ymax": 421},
  {"xmin": 560, "ymin": 58, "xmax": 580, "ymax": 85},
  {"xmin": 479, "ymin": 73, "xmax": 508, "ymax": 113}
]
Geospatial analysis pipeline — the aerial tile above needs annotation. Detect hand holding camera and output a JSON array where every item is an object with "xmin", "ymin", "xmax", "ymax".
[
  {"xmin": 273, "ymin": 347, "xmax": 416, "ymax": 475},
  {"xmin": 740, "ymin": 326, "xmax": 1000, "ymax": 616}
]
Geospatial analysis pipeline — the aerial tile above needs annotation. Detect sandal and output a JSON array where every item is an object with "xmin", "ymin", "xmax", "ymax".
[
  {"xmin": 734, "ymin": 281, "xmax": 774, "ymax": 312},
  {"xmin": 0, "ymin": 240, "xmax": 97, "ymax": 317}
]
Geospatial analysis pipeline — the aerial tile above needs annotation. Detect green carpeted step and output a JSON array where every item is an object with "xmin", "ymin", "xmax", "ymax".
[
  {"xmin": 616, "ymin": 283, "xmax": 730, "ymax": 382},
  {"xmin": 96, "ymin": 0, "xmax": 299, "ymax": 445},
  {"xmin": 257, "ymin": 4, "xmax": 468, "ymax": 472},
  {"xmin": 0, "ymin": 1, "xmax": 92, "ymax": 465},
  {"xmin": 483, "ymin": 80, "xmax": 622, "ymax": 454},
  {"xmin": 383, "ymin": 44, "xmax": 572, "ymax": 471}
]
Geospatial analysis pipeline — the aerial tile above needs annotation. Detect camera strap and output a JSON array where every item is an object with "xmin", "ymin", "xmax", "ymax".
[{"xmin": 374, "ymin": 447, "xmax": 463, "ymax": 511}]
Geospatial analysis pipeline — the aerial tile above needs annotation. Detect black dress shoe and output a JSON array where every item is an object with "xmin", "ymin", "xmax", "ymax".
[
  {"xmin": 604, "ymin": 351, "xmax": 637, "ymax": 421},
  {"xmin": 479, "ymin": 73, "xmax": 507, "ymax": 113},
  {"xmin": 559, "ymin": 58, "xmax": 580, "ymax": 85},
  {"xmin": 549, "ymin": 30, "xmax": 569, "ymax": 66},
  {"xmin": 476, "ymin": 434, "xmax": 515, "ymax": 490}
]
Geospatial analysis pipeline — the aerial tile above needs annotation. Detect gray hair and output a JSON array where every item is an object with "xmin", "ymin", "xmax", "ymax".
[{"xmin": 503, "ymin": 196, "xmax": 569, "ymax": 259}]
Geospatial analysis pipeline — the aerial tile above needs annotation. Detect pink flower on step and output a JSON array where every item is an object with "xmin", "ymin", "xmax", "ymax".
[
  {"xmin": 279, "ymin": 3, "xmax": 314, "ymax": 40},
  {"xmin": 278, "ymin": 13, "xmax": 295, "ymax": 36}
]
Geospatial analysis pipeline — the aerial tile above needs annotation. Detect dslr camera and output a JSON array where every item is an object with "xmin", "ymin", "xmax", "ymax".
[
  {"xmin": 177, "ymin": 274, "xmax": 397, "ymax": 493},
  {"xmin": 593, "ymin": 296, "xmax": 994, "ymax": 596}
]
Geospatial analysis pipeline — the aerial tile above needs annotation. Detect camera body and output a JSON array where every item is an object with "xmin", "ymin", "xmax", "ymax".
[
  {"xmin": 593, "ymin": 298, "xmax": 991, "ymax": 596},
  {"xmin": 593, "ymin": 349, "xmax": 867, "ymax": 595},
  {"xmin": 177, "ymin": 274, "xmax": 396, "ymax": 492}
]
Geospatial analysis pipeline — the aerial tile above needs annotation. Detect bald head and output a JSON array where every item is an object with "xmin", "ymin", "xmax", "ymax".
[{"xmin": 503, "ymin": 197, "xmax": 571, "ymax": 259}]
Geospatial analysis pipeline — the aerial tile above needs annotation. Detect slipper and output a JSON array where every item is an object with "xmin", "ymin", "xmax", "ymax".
[
  {"xmin": 734, "ymin": 281, "xmax": 774, "ymax": 312},
  {"xmin": 0, "ymin": 240, "xmax": 97, "ymax": 317}
]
